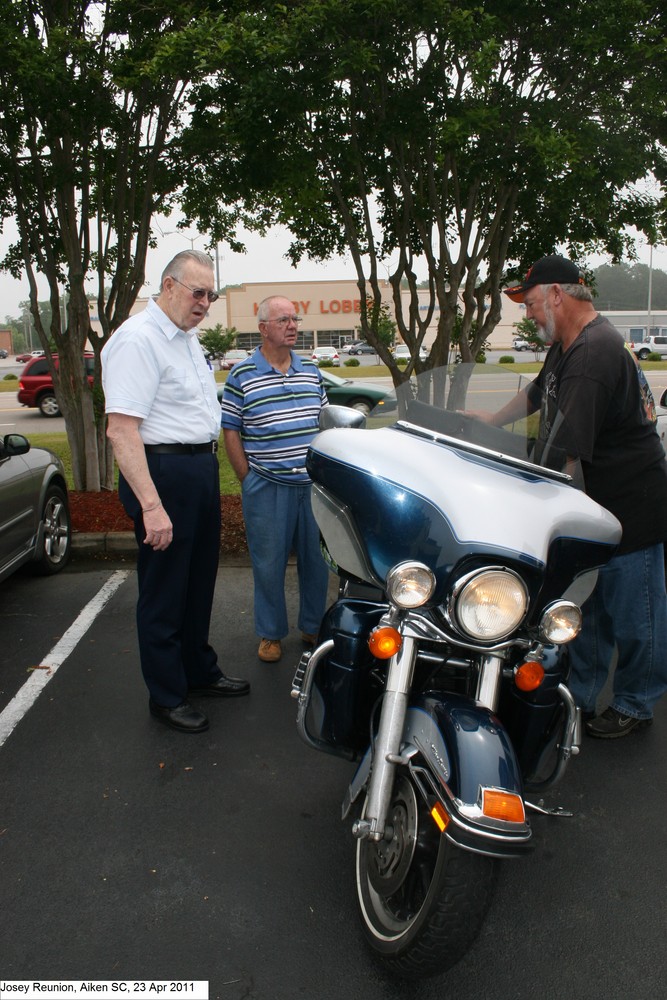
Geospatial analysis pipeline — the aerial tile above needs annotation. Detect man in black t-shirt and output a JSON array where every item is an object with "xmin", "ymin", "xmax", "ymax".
[{"xmin": 485, "ymin": 255, "xmax": 667, "ymax": 738}]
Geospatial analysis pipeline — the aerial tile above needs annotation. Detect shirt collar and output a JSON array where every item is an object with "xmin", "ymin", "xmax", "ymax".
[
  {"xmin": 253, "ymin": 347, "xmax": 305, "ymax": 373},
  {"xmin": 147, "ymin": 297, "xmax": 199, "ymax": 340}
]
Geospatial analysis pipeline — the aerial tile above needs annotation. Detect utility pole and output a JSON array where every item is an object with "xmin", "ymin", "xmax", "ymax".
[{"xmin": 647, "ymin": 243, "xmax": 654, "ymax": 339}]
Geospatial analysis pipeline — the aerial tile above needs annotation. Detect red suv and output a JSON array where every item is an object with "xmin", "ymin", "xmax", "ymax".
[{"xmin": 18, "ymin": 354, "xmax": 95, "ymax": 417}]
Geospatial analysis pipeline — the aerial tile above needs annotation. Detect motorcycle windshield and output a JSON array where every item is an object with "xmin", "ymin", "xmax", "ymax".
[
  {"xmin": 370, "ymin": 363, "xmax": 584, "ymax": 487},
  {"xmin": 308, "ymin": 364, "xmax": 621, "ymax": 593}
]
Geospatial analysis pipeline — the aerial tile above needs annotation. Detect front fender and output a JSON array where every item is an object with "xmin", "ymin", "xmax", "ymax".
[{"xmin": 344, "ymin": 691, "xmax": 531, "ymax": 857}]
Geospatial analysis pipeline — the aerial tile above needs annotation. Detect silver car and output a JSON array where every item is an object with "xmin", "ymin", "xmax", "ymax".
[{"xmin": 0, "ymin": 434, "xmax": 71, "ymax": 584}]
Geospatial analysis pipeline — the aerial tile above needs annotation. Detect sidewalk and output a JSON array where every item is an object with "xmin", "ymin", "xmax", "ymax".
[{"xmin": 70, "ymin": 529, "xmax": 252, "ymax": 565}]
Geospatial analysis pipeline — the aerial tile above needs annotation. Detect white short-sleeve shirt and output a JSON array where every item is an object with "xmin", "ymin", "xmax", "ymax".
[{"xmin": 102, "ymin": 298, "xmax": 220, "ymax": 444}]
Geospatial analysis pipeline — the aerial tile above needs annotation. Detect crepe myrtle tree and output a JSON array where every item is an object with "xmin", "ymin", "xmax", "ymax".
[
  {"xmin": 198, "ymin": 324, "xmax": 237, "ymax": 364},
  {"xmin": 165, "ymin": 0, "xmax": 665, "ymax": 386},
  {"xmin": 0, "ymin": 0, "xmax": 209, "ymax": 489}
]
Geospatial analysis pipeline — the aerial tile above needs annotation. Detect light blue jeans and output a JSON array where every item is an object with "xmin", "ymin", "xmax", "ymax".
[
  {"xmin": 567, "ymin": 544, "xmax": 667, "ymax": 720},
  {"xmin": 241, "ymin": 470, "xmax": 330, "ymax": 640}
]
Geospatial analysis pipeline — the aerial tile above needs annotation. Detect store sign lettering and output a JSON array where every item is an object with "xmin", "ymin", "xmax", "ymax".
[{"xmin": 252, "ymin": 298, "xmax": 362, "ymax": 316}]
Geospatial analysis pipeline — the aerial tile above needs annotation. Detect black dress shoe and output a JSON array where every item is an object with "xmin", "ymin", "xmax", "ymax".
[
  {"xmin": 149, "ymin": 699, "xmax": 209, "ymax": 733},
  {"xmin": 189, "ymin": 673, "xmax": 250, "ymax": 698}
]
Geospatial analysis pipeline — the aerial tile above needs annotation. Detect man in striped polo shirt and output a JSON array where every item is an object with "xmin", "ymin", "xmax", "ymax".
[{"xmin": 221, "ymin": 295, "xmax": 330, "ymax": 663}]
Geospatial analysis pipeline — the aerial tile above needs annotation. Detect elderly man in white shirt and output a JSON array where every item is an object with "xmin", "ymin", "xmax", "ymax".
[{"xmin": 102, "ymin": 249, "xmax": 249, "ymax": 733}]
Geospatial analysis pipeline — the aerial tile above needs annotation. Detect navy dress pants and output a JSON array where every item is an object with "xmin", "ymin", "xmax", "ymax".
[{"xmin": 119, "ymin": 451, "xmax": 223, "ymax": 707}]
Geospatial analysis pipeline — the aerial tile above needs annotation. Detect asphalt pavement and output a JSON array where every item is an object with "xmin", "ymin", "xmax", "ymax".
[{"xmin": 1, "ymin": 557, "xmax": 666, "ymax": 999}]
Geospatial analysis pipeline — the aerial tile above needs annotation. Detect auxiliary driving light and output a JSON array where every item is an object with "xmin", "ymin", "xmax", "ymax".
[
  {"xmin": 539, "ymin": 601, "xmax": 582, "ymax": 644},
  {"xmin": 368, "ymin": 626, "xmax": 402, "ymax": 659},
  {"xmin": 386, "ymin": 561, "xmax": 436, "ymax": 609}
]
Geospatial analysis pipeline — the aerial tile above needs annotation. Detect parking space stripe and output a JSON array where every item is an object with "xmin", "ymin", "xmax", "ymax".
[{"xmin": 0, "ymin": 569, "xmax": 130, "ymax": 749}]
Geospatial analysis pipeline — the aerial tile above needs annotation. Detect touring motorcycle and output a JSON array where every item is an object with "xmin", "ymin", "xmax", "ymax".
[{"xmin": 291, "ymin": 365, "xmax": 621, "ymax": 979}]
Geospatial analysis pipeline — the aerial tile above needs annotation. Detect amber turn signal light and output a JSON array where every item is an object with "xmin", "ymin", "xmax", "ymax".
[
  {"xmin": 514, "ymin": 660, "xmax": 545, "ymax": 691},
  {"xmin": 482, "ymin": 789, "xmax": 526, "ymax": 824},
  {"xmin": 368, "ymin": 626, "xmax": 402, "ymax": 659}
]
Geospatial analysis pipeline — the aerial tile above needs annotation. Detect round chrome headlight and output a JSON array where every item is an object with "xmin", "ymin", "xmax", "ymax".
[
  {"xmin": 453, "ymin": 568, "xmax": 528, "ymax": 640},
  {"xmin": 540, "ymin": 601, "xmax": 582, "ymax": 644},
  {"xmin": 386, "ymin": 561, "xmax": 436, "ymax": 609}
]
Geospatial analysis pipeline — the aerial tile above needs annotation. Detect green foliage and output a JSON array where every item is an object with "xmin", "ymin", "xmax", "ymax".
[
  {"xmin": 175, "ymin": 0, "xmax": 665, "ymax": 381},
  {"xmin": 3, "ymin": 373, "xmax": 17, "ymax": 381},
  {"xmin": 499, "ymin": 355, "xmax": 515, "ymax": 364},
  {"xmin": 344, "ymin": 358, "xmax": 360, "ymax": 367},
  {"xmin": 199, "ymin": 324, "xmax": 237, "ymax": 359},
  {"xmin": 318, "ymin": 359, "xmax": 336, "ymax": 368},
  {"xmin": 592, "ymin": 263, "xmax": 667, "ymax": 310}
]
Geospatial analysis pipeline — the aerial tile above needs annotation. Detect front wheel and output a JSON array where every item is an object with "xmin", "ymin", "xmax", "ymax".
[
  {"xmin": 355, "ymin": 772, "xmax": 496, "ymax": 979},
  {"xmin": 32, "ymin": 485, "xmax": 71, "ymax": 574}
]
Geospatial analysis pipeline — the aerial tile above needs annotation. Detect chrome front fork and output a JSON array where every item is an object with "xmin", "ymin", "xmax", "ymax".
[{"xmin": 351, "ymin": 636, "xmax": 417, "ymax": 843}]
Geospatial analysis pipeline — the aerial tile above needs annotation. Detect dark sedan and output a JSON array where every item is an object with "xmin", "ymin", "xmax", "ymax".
[
  {"xmin": 0, "ymin": 434, "xmax": 71, "ymax": 583},
  {"xmin": 217, "ymin": 369, "xmax": 395, "ymax": 417},
  {"xmin": 347, "ymin": 342, "xmax": 378, "ymax": 355}
]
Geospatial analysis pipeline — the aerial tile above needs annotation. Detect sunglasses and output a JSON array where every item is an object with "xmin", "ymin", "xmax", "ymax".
[{"xmin": 170, "ymin": 277, "xmax": 219, "ymax": 303}]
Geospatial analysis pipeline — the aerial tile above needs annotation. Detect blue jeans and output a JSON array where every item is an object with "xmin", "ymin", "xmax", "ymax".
[
  {"xmin": 241, "ymin": 470, "xmax": 330, "ymax": 640},
  {"xmin": 568, "ymin": 544, "xmax": 667, "ymax": 720}
]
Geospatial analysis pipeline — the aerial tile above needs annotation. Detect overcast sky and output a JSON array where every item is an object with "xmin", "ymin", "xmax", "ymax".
[{"xmin": 1, "ymin": 218, "xmax": 665, "ymax": 324}]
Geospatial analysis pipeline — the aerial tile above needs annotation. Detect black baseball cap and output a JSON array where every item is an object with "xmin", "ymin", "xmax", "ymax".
[{"xmin": 504, "ymin": 255, "xmax": 584, "ymax": 302}]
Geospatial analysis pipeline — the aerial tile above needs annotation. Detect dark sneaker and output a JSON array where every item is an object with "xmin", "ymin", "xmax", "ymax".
[{"xmin": 585, "ymin": 706, "xmax": 653, "ymax": 739}]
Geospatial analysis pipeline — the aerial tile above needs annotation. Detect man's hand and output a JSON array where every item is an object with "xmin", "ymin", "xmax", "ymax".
[{"xmin": 142, "ymin": 504, "xmax": 174, "ymax": 551}]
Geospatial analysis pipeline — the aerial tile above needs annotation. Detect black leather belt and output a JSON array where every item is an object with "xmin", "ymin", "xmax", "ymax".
[{"xmin": 145, "ymin": 442, "xmax": 218, "ymax": 455}]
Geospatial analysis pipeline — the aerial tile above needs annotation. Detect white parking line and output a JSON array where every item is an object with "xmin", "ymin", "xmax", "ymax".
[{"xmin": 0, "ymin": 569, "xmax": 130, "ymax": 749}]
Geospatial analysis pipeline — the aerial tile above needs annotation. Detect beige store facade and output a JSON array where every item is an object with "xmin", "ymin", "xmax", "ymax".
[{"xmin": 224, "ymin": 278, "xmax": 524, "ymax": 352}]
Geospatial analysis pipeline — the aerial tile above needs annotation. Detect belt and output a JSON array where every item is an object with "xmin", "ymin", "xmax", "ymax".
[{"xmin": 144, "ymin": 442, "xmax": 218, "ymax": 455}]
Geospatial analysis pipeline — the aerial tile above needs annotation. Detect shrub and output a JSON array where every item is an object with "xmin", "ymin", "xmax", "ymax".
[
  {"xmin": 3, "ymin": 373, "xmax": 17, "ymax": 380},
  {"xmin": 396, "ymin": 356, "xmax": 408, "ymax": 365},
  {"xmin": 344, "ymin": 357, "xmax": 360, "ymax": 367},
  {"xmin": 648, "ymin": 352, "xmax": 662, "ymax": 362},
  {"xmin": 499, "ymin": 355, "xmax": 515, "ymax": 364},
  {"xmin": 318, "ymin": 359, "xmax": 336, "ymax": 368}
]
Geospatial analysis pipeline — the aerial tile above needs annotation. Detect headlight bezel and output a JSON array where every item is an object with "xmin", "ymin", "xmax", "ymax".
[
  {"xmin": 449, "ymin": 566, "xmax": 529, "ymax": 642},
  {"xmin": 539, "ymin": 600, "xmax": 582, "ymax": 644}
]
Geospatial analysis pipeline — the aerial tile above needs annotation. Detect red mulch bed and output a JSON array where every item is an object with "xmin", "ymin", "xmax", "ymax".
[{"xmin": 68, "ymin": 491, "xmax": 248, "ymax": 556}]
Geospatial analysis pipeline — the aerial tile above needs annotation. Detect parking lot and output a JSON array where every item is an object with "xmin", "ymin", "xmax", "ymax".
[{"xmin": 1, "ymin": 555, "xmax": 667, "ymax": 1000}]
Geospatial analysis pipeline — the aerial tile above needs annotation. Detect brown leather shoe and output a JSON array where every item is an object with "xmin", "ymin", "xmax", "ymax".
[
  {"xmin": 258, "ymin": 638, "xmax": 282, "ymax": 662},
  {"xmin": 301, "ymin": 632, "xmax": 318, "ymax": 646}
]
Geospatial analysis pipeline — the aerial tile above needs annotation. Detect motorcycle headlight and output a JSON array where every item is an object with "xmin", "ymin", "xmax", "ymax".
[
  {"xmin": 539, "ymin": 601, "xmax": 582, "ymax": 644},
  {"xmin": 386, "ymin": 561, "xmax": 436, "ymax": 609},
  {"xmin": 453, "ymin": 568, "xmax": 528, "ymax": 641}
]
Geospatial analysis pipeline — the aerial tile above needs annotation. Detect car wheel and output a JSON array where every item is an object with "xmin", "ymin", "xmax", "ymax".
[
  {"xmin": 33, "ymin": 485, "xmax": 71, "ymax": 575},
  {"xmin": 39, "ymin": 392, "xmax": 61, "ymax": 417},
  {"xmin": 350, "ymin": 399, "xmax": 372, "ymax": 416},
  {"xmin": 637, "ymin": 349, "xmax": 650, "ymax": 360}
]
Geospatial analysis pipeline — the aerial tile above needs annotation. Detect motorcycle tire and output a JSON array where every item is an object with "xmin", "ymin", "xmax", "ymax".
[{"xmin": 355, "ymin": 771, "xmax": 496, "ymax": 979}]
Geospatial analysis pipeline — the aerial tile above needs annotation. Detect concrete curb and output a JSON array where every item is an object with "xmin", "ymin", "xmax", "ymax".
[{"xmin": 71, "ymin": 531, "xmax": 252, "ymax": 566}]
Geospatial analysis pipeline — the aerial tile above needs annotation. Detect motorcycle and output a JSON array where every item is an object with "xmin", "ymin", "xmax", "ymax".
[{"xmin": 291, "ymin": 365, "xmax": 622, "ymax": 979}]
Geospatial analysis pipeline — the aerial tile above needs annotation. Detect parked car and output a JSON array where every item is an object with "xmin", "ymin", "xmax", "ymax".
[
  {"xmin": 513, "ymin": 337, "xmax": 543, "ymax": 352},
  {"xmin": 393, "ymin": 344, "xmax": 428, "ymax": 362},
  {"xmin": 16, "ymin": 353, "xmax": 33, "ymax": 363},
  {"xmin": 219, "ymin": 349, "xmax": 251, "ymax": 370},
  {"xmin": 319, "ymin": 369, "xmax": 397, "ymax": 415},
  {"xmin": 0, "ymin": 432, "xmax": 71, "ymax": 582},
  {"xmin": 311, "ymin": 347, "xmax": 341, "ymax": 366},
  {"xmin": 217, "ymin": 368, "xmax": 396, "ymax": 417},
  {"xmin": 0, "ymin": 349, "xmax": 8, "ymax": 359},
  {"xmin": 348, "ymin": 342, "xmax": 378, "ymax": 355},
  {"xmin": 18, "ymin": 353, "xmax": 95, "ymax": 417},
  {"xmin": 631, "ymin": 336, "xmax": 667, "ymax": 361}
]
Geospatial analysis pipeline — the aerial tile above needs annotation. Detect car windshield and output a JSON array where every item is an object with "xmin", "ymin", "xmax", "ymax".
[{"xmin": 368, "ymin": 363, "xmax": 584, "ymax": 487}]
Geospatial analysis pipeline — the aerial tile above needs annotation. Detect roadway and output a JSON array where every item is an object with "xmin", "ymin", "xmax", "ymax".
[{"xmin": 0, "ymin": 559, "xmax": 666, "ymax": 999}]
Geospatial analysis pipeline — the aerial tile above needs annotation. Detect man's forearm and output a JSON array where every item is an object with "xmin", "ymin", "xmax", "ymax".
[{"xmin": 223, "ymin": 428, "xmax": 249, "ymax": 482}]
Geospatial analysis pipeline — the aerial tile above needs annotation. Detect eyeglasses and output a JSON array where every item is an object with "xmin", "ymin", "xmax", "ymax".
[
  {"xmin": 264, "ymin": 314, "xmax": 303, "ymax": 326},
  {"xmin": 170, "ymin": 277, "xmax": 219, "ymax": 303}
]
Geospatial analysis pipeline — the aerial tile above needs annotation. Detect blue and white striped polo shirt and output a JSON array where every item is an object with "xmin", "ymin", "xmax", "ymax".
[{"xmin": 220, "ymin": 348, "xmax": 328, "ymax": 484}]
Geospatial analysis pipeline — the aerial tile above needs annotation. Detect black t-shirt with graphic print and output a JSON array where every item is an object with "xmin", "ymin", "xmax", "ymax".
[{"xmin": 532, "ymin": 314, "xmax": 667, "ymax": 553}]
